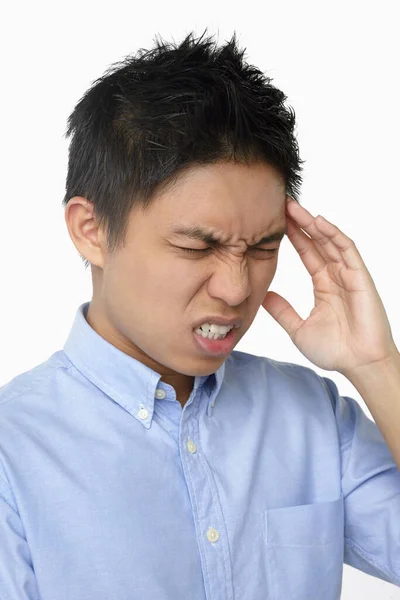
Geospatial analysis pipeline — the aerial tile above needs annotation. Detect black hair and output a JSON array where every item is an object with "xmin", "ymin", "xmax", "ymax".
[{"xmin": 62, "ymin": 29, "xmax": 303, "ymax": 269}]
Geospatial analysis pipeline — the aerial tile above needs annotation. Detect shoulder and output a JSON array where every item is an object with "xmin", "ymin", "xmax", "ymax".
[
  {"xmin": 229, "ymin": 349, "xmax": 324, "ymax": 382},
  {"xmin": 227, "ymin": 350, "xmax": 335, "ymax": 410},
  {"xmin": 0, "ymin": 351, "xmax": 73, "ymax": 412}
]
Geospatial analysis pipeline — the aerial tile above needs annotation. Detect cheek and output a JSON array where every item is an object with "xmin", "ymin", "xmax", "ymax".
[
  {"xmin": 253, "ymin": 261, "xmax": 278, "ymax": 294},
  {"xmin": 103, "ymin": 252, "xmax": 153, "ymax": 301}
]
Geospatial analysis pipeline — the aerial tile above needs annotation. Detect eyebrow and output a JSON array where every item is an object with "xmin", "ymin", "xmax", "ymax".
[{"xmin": 171, "ymin": 225, "xmax": 288, "ymax": 248}]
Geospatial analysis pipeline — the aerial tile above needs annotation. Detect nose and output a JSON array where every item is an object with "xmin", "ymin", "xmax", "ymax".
[{"xmin": 206, "ymin": 262, "xmax": 252, "ymax": 306}]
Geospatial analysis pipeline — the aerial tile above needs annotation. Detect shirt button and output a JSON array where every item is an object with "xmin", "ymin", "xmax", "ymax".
[
  {"xmin": 207, "ymin": 528, "xmax": 219, "ymax": 543},
  {"xmin": 138, "ymin": 408, "xmax": 148, "ymax": 420},
  {"xmin": 210, "ymin": 400, "xmax": 215, "ymax": 408},
  {"xmin": 155, "ymin": 388, "xmax": 166, "ymax": 399},
  {"xmin": 187, "ymin": 440, "xmax": 197, "ymax": 453}
]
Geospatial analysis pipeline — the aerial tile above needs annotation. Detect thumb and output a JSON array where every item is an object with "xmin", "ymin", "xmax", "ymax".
[{"xmin": 261, "ymin": 291, "xmax": 304, "ymax": 340}]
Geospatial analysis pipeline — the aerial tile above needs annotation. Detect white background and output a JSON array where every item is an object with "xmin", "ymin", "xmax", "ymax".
[{"xmin": 1, "ymin": 0, "xmax": 399, "ymax": 597}]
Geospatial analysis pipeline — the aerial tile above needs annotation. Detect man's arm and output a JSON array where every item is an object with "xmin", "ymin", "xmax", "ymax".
[
  {"xmin": 0, "ymin": 471, "xmax": 41, "ymax": 599},
  {"xmin": 320, "ymin": 374, "xmax": 400, "ymax": 586},
  {"xmin": 344, "ymin": 350, "xmax": 400, "ymax": 470}
]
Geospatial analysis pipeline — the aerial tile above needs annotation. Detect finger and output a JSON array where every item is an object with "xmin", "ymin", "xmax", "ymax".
[
  {"xmin": 263, "ymin": 290, "xmax": 304, "ymax": 340},
  {"xmin": 286, "ymin": 214, "xmax": 342, "ymax": 277},
  {"xmin": 287, "ymin": 212, "xmax": 342, "ymax": 263},
  {"xmin": 286, "ymin": 201, "xmax": 362, "ymax": 270},
  {"xmin": 286, "ymin": 202, "xmax": 343, "ymax": 262},
  {"xmin": 312, "ymin": 215, "xmax": 365, "ymax": 270}
]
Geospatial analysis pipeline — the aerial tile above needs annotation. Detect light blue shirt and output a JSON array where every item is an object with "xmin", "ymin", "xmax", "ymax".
[{"xmin": 1, "ymin": 301, "xmax": 399, "ymax": 600}]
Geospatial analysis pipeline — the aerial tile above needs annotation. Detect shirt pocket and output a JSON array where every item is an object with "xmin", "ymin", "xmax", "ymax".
[{"xmin": 261, "ymin": 496, "xmax": 344, "ymax": 600}]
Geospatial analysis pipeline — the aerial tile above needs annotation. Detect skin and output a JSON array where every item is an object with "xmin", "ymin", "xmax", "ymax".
[{"xmin": 64, "ymin": 160, "xmax": 287, "ymax": 407}]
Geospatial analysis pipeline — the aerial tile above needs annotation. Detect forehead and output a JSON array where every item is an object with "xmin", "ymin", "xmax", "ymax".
[{"xmin": 158, "ymin": 161, "xmax": 286, "ymax": 242}]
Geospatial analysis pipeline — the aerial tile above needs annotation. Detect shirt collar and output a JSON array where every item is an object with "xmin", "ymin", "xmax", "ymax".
[{"xmin": 62, "ymin": 302, "xmax": 226, "ymax": 428}]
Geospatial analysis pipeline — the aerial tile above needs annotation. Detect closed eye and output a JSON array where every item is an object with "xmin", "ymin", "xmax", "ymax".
[{"xmin": 180, "ymin": 247, "xmax": 278, "ymax": 255}]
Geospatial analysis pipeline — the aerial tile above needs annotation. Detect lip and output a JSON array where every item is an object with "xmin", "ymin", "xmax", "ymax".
[
  {"xmin": 192, "ymin": 315, "xmax": 242, "ymax": 330},
  {"xmin": 193, "ymin": 326, "xmax": 237, "ymax": 356}
]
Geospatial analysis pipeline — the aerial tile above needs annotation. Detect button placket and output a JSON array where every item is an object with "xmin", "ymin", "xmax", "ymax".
[{"xmin": 179, "ymin": 391, "xmax": 234, "ymax": 600}]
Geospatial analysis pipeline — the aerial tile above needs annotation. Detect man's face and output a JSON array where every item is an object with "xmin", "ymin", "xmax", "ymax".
[{"xmin": 93, "ymin": 160, "xmax": 287, "ymax": 379}]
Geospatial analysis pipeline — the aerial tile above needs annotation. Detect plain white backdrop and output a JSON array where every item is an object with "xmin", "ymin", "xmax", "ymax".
[{"xmin": 1, "ymin": 0, "xmax": 399, "ymax": 597}]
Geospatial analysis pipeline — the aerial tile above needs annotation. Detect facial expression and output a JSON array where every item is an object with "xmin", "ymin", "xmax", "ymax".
[
  {"xmin": 68, "ymin": 160, "xmax": 287, "ymax": 396},
  {"xmin": 85, "ymin": 160, "xmax": 287, "ymax": 379}
]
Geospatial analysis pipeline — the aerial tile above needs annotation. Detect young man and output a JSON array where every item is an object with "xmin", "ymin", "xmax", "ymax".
[{"xmin": 1, "ymin": 31, "xmax": 399, "ymax": 600}]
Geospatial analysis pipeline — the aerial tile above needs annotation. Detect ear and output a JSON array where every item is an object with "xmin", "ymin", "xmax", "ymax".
[{"xmin": 64, "ymin": 197, "xmax": 106, "ymax": 268}]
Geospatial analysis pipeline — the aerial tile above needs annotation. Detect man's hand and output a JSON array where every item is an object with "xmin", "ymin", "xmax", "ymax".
[{"xmin": 262, "ymin": 196, "xmax": 398, "ymax": 377}]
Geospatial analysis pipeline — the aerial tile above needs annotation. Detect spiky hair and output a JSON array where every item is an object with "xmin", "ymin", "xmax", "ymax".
[{"xmin": 62, "ymin": 30, "xmax": 303, "ymax": 269}]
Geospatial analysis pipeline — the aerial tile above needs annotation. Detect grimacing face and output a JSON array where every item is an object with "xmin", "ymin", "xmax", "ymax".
[{"xmin": 65, "ymin": 160, "xmax": 288, "ymax": 403}]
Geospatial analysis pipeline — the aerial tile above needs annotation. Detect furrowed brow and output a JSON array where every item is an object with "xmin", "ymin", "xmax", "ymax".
[{"xmin": 171, "ymin": 225, "xmax": 287, "ymax": 247}]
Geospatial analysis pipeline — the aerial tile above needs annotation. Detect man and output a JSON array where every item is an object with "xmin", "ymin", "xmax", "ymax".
[{"xmin": 0, "ymin": 30, "xmax": 399, "ymax": 600}]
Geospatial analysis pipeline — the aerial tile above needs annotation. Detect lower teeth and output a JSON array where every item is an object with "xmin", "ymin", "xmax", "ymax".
[{"xmin": 195, "ymin": 328, "xmax": 229, "ymax": 340}]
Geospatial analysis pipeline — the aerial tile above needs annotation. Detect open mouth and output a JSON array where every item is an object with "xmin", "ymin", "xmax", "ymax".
[{"xmin": 192, "ymin": 326, "xmax": 237, "ymax": 355}]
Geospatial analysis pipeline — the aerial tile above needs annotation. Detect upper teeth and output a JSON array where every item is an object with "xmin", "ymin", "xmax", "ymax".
[{"xmin": 198, "ymin": 323, "xmax": 234, "ymax": 334}]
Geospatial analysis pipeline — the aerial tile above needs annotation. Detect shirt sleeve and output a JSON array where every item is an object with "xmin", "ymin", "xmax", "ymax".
[
  {"xmin": 320, "ymin": 375, "xmax": 400, "ymax": 586},
  {"xmin": 0, "ymin": 469, "xmax": 40, "ymax": 600}
]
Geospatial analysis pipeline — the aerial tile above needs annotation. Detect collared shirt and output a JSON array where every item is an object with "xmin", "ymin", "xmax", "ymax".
[{"xmin": 0, "ymin": 301, "xmax": 399, "ymax": 600}]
